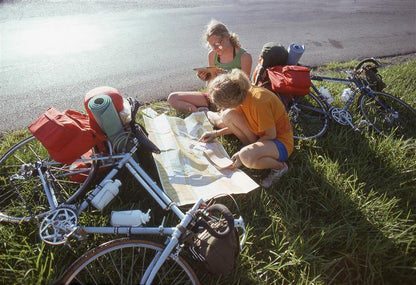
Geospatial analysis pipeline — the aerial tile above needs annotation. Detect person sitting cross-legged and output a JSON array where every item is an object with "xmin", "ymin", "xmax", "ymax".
[{"xmin": 167, "ymin": 19, "xmax": 252, "ymax": 128}]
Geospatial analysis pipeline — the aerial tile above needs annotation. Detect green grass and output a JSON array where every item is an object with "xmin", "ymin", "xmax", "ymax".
[{"xmin": 1, "ymin": 56, "xmax": 415, "ymax": 284}]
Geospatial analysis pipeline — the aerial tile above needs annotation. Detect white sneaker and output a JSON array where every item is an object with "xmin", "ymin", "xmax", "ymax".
[
  {"xmin": 197, "ymin": 107, "xmax": 209, "ymax": 112},
  {"xmin": 261, "ymin": 163, "xmax": 289, "ymax": 188},
  {"xmin": 231, "ymin": 152, "xmax": 243, "ymax": 168}
]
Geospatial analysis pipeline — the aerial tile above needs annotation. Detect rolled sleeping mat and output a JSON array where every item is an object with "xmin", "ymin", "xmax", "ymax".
[
  {"xmin": 87, "ymin": 94, "xmax": 124, "ymax": 142},
  {"xmin": 84, "ymin": 86, "xmax": 124, "ymax": 131},
  {"xmin": 287, "ymin": 43, "xmax": 305, "ymax": 65}
]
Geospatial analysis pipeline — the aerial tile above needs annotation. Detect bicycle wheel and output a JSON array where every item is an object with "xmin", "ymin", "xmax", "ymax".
[
  {"xmin": 287, "ymin": 92, "xmax": 329, "ymax": 139},
  {"xmin": 359, "ymin": 91, "xmax": 416, "ymax": 139},
  {"xmin": 0, "ymin": 136, "xmax": 97, "ymax": 223},
  {"xmin": 57, "ymin": 238, "xmax": 200, "ymax": 285}
]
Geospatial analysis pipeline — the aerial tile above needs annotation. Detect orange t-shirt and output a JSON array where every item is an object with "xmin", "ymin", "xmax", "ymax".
[{"xmin": 237, "ymin": 86, "xmax": 294, "ymax": 155}]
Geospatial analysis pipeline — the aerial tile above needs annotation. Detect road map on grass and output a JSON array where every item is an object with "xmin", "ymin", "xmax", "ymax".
[{"xmin": 142, "ymin": 109, "xmax": 259, "ymax": 206}]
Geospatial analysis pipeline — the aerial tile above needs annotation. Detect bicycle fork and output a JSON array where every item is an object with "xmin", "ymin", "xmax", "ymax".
[{"xmin": 140, "ymin": 200, "xmax": 202, "ymax": 284}]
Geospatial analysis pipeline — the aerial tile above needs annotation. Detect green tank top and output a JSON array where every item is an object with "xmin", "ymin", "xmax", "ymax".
[{"xmin": 214, "ymin": 48, "xmax": 246, "ymax": 71}]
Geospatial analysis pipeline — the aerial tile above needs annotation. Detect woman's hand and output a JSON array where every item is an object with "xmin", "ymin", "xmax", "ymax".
[
  {"xmin": 197, "ymin": 68, "xmax": 227, "ymax": 81},
  {"xmin": 231, "ymin": 152, "xmax": 243, "ymax": 168},
  {"xmin": 197, "ymin": 70, "xmax": 212, "ymax": 81},
  {"xmin": 199, "ymin": 131, "xmax": 217, "ymax": 143}
]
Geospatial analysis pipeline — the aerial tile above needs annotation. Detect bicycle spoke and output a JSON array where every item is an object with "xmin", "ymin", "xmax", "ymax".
[
  {"xmin": 360, "ymin": 91, "xmax": 416, "ymax": 139},
  {"xmin": 288, "ymin": 93, "xmax": 329, "ymax": 139},
  {"xmin": 0, "ymin": 136, "xmax": 97, "ymax": 222},
  {"xmin": 58, "ymin": 239, "xmax": 199, "ymax": 285}
]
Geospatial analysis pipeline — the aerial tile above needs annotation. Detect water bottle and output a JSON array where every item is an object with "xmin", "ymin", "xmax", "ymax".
[
  {"xmin": 341, "ymin": 88, "xmax": 352, "ymax": 102},
  {"xmin": 319, "ymin": 86, "xmax": 334, "ymax": 104},
  {"xmin": 91, "ymin": 179, "xmax": 121, "ymax": 210},
  {"xmin": 110, "ymin": 209, "xmax": 151, "ymax": 227}
]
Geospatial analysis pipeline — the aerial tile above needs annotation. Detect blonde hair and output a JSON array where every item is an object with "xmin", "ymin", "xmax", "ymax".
[
  {"xmin": 204, "ymin": 19, "xmax": 241, "ymax": 49},
  {"xmin": 208, "ymin": 69, "xmax": 251, "ymax": 109}
]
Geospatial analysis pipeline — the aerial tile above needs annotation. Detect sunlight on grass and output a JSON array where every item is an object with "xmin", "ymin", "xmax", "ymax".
[{"xmin": 0, "ymin": 57, "xmax": 415, "ymax": 284}]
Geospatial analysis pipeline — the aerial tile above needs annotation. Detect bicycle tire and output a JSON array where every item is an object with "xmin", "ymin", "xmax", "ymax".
[
  {"xmin": 56, "ymin": 238, "xmax": 200, "ymax": 285},
  {"xmin": 359, "ymin": 91, "xmax": 416, "ymax": 139},
  {"xmin": 287, "ymin": 92, "xmax": 329, "ymax": 140},
  {"xmin": 0, "ymin": 135, "xmax": 97, "ymax": 223}
]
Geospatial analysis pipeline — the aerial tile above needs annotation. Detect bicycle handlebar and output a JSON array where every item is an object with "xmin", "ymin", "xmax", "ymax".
[
  {"xmin": 127, "ymin": 98, "xmax": 161, "ymax": 154},
  {"xmin": 354, "ymin": 57, "xmax": 381, "ymax": 71},
  {"xmin": 133, "ymin": 125, "xmax": 161, "ymax": 154},
  {"xmin": 196, "ymin": 204, "xmax": 235, "ymax": 238}
]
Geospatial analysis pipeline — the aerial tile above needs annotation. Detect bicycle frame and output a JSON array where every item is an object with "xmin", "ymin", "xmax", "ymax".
[
  {"xmin": 33, "ymin": 137, "xmax": 246, "ymax": 280},
  {"xmin": 308, "ymin": 71, "xmax": 375, "ymax": 129},
  {"xmin": 311, "ymin": 73, "xmax": 359, "ymax": 108},
  {"xmin": 29, "ymin": 136, "xmax": 247, "ymax": 283},
  {"xmin": 311, "ymin": 70, "xmax": 400, "ymax": 126}
]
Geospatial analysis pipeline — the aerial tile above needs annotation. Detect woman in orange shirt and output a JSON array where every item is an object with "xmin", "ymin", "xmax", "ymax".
[{"xmin": 199, "ymin": 69, "xmax": 293, "ymax": 188}]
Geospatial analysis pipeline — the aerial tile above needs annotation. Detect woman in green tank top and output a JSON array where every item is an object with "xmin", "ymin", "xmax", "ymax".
[
  {"xmin": 168, "ymin": 19, "xmax": 252, "ymax": 127},
  {"xmin": 214, "ymin": 48, "xmax": 247, "ymax": 72}
]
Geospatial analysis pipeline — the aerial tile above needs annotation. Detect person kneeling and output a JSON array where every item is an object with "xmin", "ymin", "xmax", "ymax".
[{"xmin": 199, "ymin": 69, "xmax": 294, "ymax": 188}]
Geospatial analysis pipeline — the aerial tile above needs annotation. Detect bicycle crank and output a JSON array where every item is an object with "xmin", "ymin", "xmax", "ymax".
[
  {"xmin": 330, "ymin": 107, "xmax": 353, "ymax": 126},
  {"xmin": 39, "ymin": 206, "xmax": 78, "ymax": 245}
]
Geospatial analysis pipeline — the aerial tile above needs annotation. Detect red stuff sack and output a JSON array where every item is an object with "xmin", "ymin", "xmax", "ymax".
[
  {"xmin": 267, "ymin": 65, "xmax": 312, "ymax": 95},
  {"xmin": 69, "ymin": 148, "xmax": 110, "ymax": 182},
  {"xmin": 28, "ymin": 108, "xmax": 106, "ymax": 165}
]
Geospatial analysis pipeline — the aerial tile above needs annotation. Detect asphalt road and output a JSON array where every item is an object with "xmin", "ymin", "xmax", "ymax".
[{"xmin": 1, "ymin": 0, "xmax": 415, "ymax": 132}]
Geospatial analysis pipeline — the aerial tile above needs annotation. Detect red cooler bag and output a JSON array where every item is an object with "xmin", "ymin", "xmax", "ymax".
[
  {"xmin": 29, "ymin": 108, "xmax": 106, "ymax": 165},
  {"xmin": 267, "ymin": 65, "xmax": 312, "ymax": 95}
]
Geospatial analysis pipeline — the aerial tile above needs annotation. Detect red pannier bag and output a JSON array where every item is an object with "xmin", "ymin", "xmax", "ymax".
[
  {"xmin": 267, "ymin": 65, "xmax": 312, "ymax": 96},
  {"xmin": 28, "ymin": 108, "xmax": 106, "ymax": 165}
]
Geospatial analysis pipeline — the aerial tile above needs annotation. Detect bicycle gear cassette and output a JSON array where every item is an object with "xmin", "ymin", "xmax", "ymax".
[{"xmin": 39, "ymin": 207, "xmax": 78, "ymax": 245}]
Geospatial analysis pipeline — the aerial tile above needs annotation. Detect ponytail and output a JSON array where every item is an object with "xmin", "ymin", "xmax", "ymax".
[
  {"xmin": 229, "ymin": 33, "xmax": 241, "ymax": 49},
  {"xmin": 204, "ymin": 19, "xmax": 241, "ymax": 49}
]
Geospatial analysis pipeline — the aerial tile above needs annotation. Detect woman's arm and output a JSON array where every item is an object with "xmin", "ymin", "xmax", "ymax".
[
  {"xmin": 240, "ymin": 52, "xmax": 253, "ymax": 77},
  {"xmin": 257, "ymin": 126, "xmax": 276, "ymax": 142},
  {"xmin": 208, "ymin": 50, "xmax": 216, "ymax": 67},
  {"xmin": 199, "ymin": 127, "xmax": 232, "ymax": 143}
]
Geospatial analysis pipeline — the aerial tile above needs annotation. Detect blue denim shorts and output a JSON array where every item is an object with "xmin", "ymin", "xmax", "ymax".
[{"xmin": 273, "ymin": 140, "xmax": 289, "ymax": 162}]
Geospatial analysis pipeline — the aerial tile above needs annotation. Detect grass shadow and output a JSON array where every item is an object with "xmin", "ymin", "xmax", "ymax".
[{"xmin": 258, "ymin": 125, "xmax": 416, "ymax": 284}]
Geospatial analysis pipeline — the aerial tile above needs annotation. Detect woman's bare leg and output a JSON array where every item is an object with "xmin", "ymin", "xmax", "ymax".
[
  {"xmin": 167, "ymin": 91, "xmax": 209, "ymax": 113},
  {"xmin": 167, "ymin": 91, "xmax": 225, "ymax": 128},
  {"xmin": 238, "ymin": 140, "xmax": 284, "ymax": 170},
  {"xmin": 221, "ymin": 108, "xmax": 257, "ymax": 145}
]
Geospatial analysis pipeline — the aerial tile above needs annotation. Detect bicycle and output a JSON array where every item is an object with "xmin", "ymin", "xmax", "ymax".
[
  {"xmin": 0, "ymin": 99, "xmax": 247, "ymax": 284},
  {"xmin": 259, "ymin": 58, "xmax": 416, "ymax": 140}
]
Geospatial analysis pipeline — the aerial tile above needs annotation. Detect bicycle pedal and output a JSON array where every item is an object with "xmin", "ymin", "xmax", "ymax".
[{"xmin": 73, "ymin": 227, "xmax": 88, "ymax": 241}]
